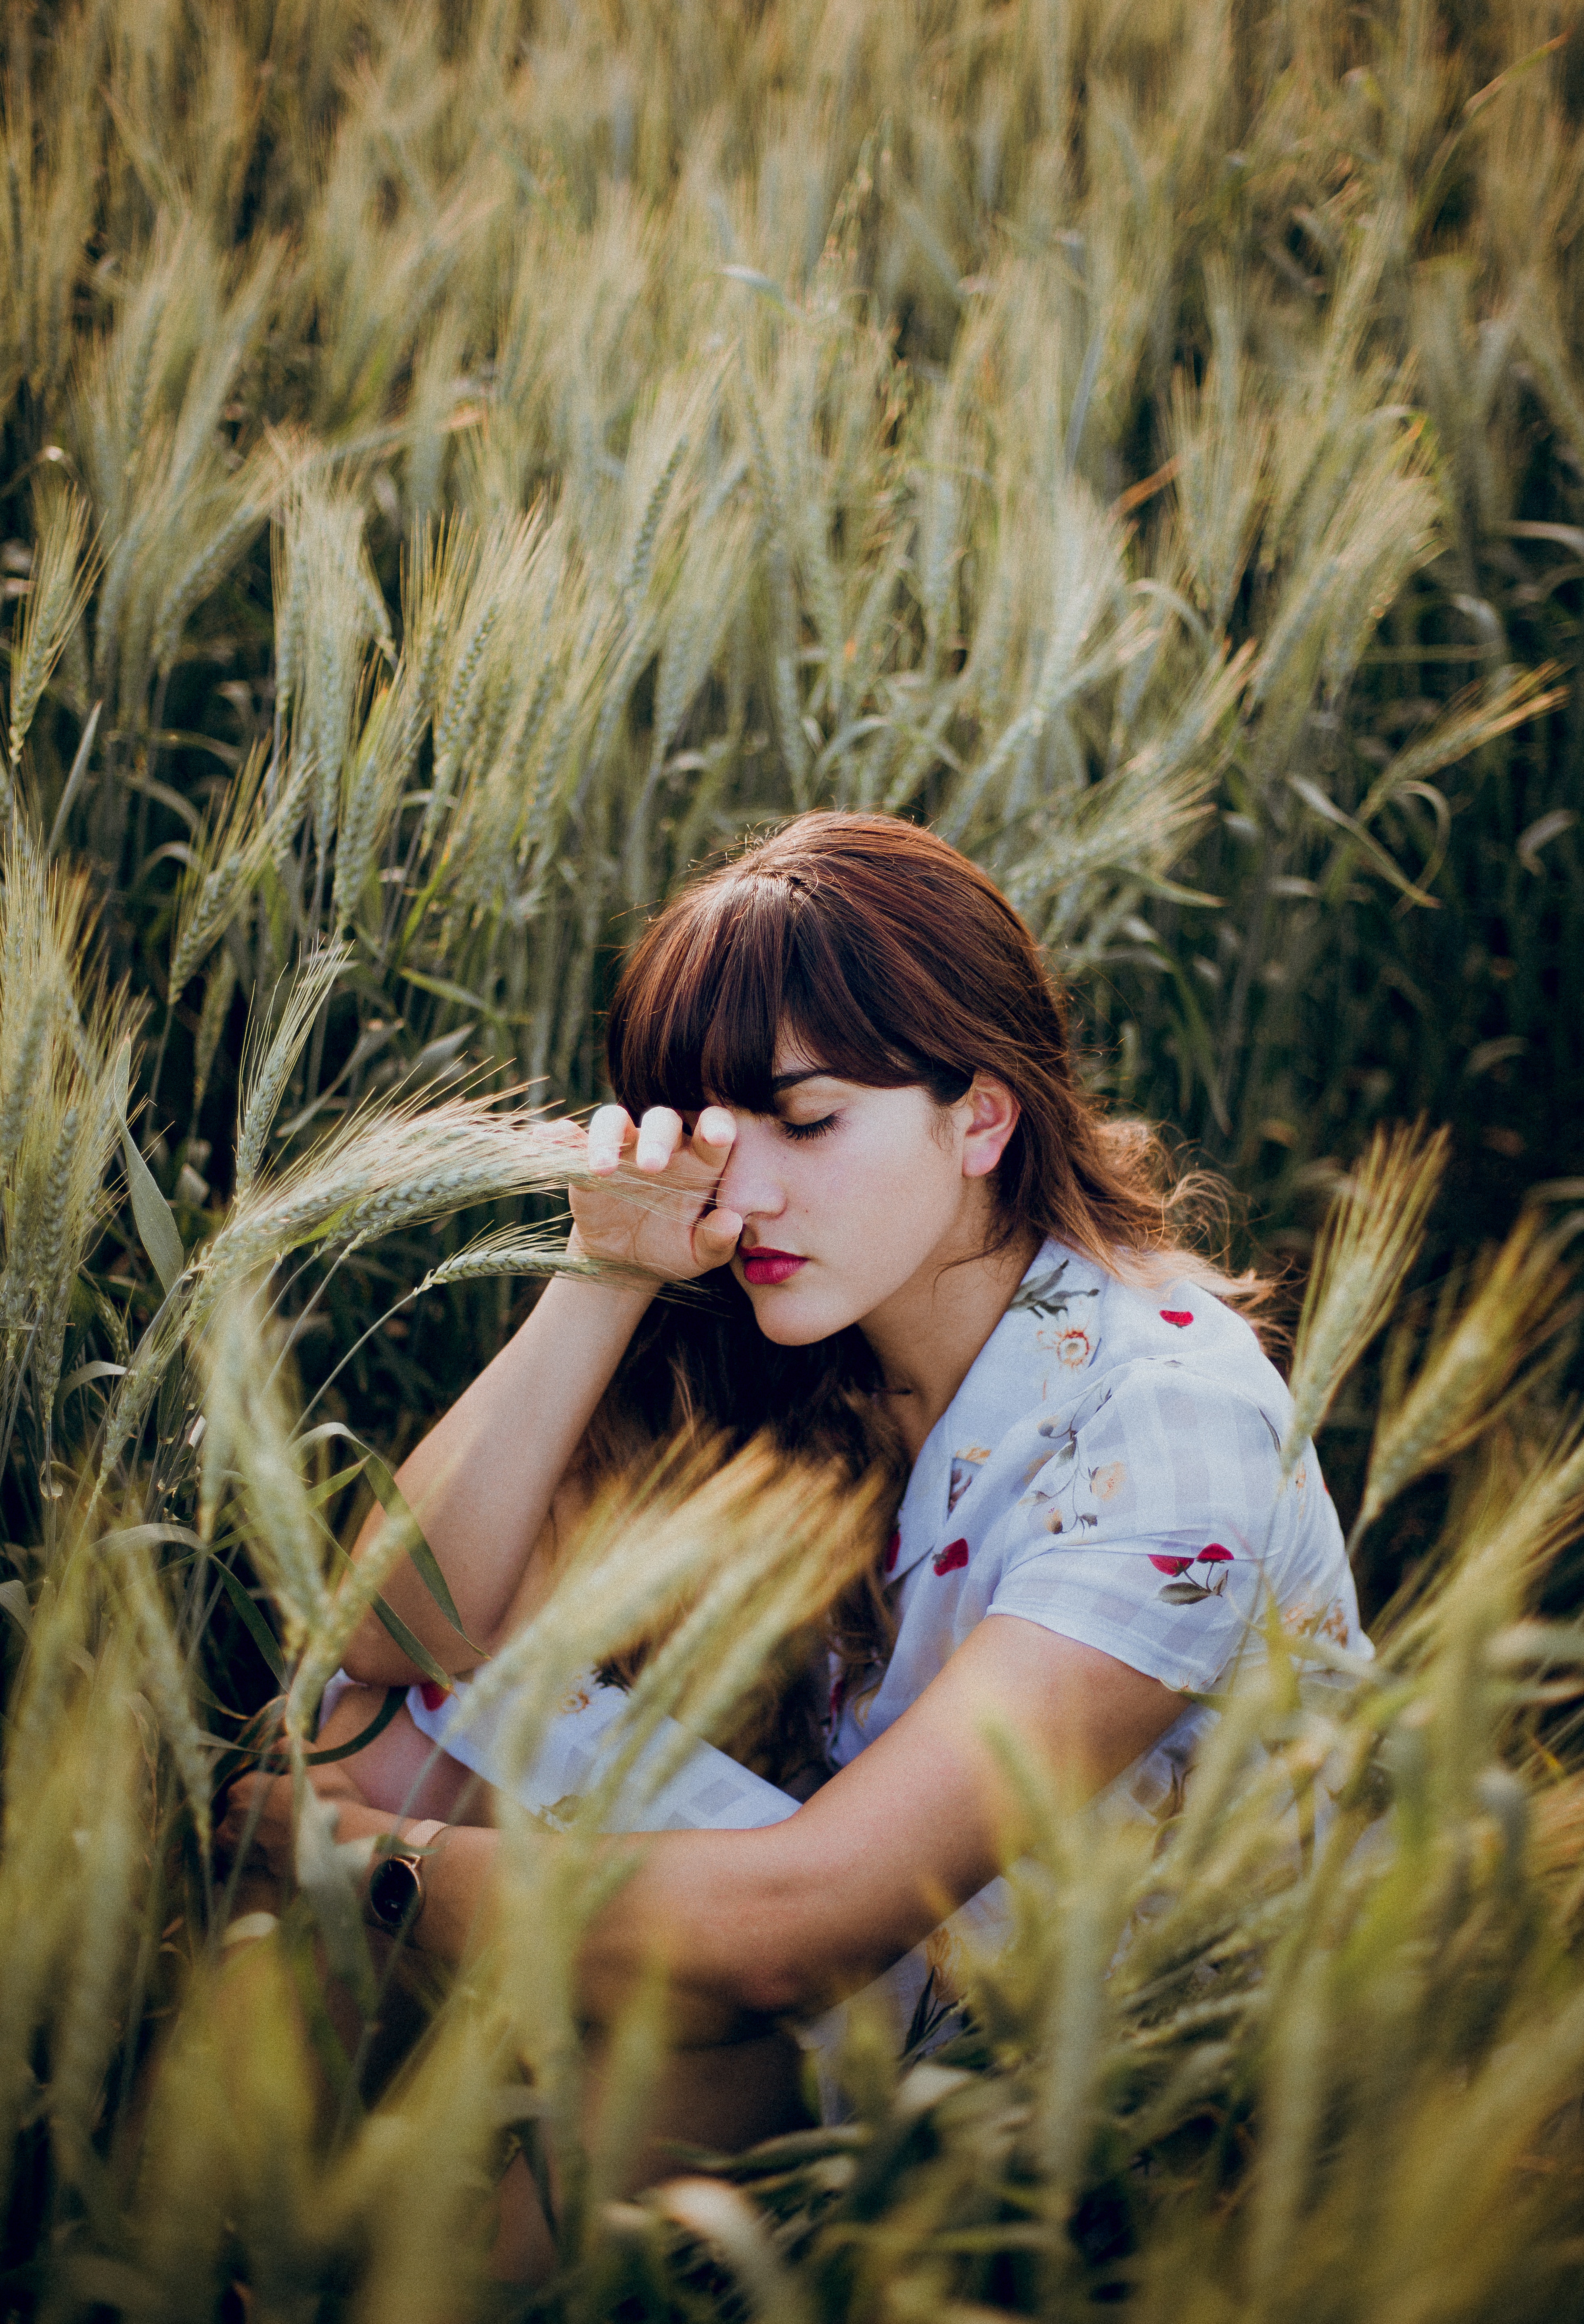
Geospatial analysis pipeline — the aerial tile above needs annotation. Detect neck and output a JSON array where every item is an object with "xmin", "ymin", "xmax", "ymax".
[{"xmin": 860, "ymin": 1213, "xmax": 1041, "ymax": 1462}]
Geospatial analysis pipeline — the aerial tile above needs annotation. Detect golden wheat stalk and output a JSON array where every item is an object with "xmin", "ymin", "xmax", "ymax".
[
  {"xmin": 1354, "ymin": 1211, "xmax": 1580, "ymax": 1543},
  {"xmin": 5, "ymin": 479, "xmax": 98, "ymax": 777},
  {"xmin": 167, "ymin": 739, "xmax": 275, "ymax": 996},
  {"xmin": 1280, "ymin": 1122, "xmax": 1450, "ymax": 1475}
]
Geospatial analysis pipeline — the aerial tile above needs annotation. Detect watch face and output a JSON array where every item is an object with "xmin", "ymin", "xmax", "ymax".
[{"xmin": 368, "ymin": 1853, "xmax": 421, "ymax": 1933}]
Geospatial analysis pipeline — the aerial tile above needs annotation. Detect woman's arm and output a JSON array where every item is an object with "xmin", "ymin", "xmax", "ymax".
[
  {"xmin": 339, "ymin": 1270, "xmax": 656, "ymax": 1684},
  {"xmin": 569, "ymin": 1614, "xmax": 1182, "ymax": 2025},
  {"xmin": 340, "ymin": 1105, "xmax": 745, "ymax": 1687},
  {"xmin": 229, "ymin": 1616, "xmax": 1181, "ymax": 2042},
  {"xmin": 306, "ymin": 1682, "xmax": 494, "ymax": 1826}
]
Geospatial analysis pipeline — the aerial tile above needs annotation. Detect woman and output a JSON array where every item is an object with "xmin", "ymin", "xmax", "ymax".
[{"xmin": 221, "ymin": 811, "xmax": 1363, "ymax": 2197}]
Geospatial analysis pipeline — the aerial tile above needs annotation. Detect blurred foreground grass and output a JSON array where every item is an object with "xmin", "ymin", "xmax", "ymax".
[{"xmin": 2, "ymin": 1, "xmax": 1584, "ymax": 2316}]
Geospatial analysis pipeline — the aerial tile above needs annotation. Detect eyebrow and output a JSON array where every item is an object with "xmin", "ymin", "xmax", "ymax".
[{"xmin": 769, "ymin": 1067, "xmax": 834, "ymax": 1093}]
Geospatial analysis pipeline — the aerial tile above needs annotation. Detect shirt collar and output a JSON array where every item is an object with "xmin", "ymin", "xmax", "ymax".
[{"xmin": 887, "ymin": 1239, "xmax": 1101, "ymax": 1585}]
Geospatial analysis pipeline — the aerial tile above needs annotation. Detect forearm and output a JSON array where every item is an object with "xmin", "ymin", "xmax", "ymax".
[
  {"xmin": 311, "ymin": 1793, "xmax": 745, "ymax": 2043},
  {"xmin": 342, "ymin": 1270, "xmax": 654, "ymax": 1683}
]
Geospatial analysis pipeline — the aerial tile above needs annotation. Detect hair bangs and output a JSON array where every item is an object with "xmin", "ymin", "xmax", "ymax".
[{"xmin": 608, "ymin": 869, "xmax": 931, "ymax": 1118}]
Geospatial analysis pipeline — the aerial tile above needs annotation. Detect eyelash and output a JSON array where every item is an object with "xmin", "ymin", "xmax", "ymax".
[{"xmin": 780, "ymin": 1113, "xmax": 838, "ymax": 1143}]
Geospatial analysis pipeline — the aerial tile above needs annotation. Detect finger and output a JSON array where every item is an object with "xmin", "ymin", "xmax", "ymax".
[
  {"xmin": 217, "ymin": 1773, "xmax": 261, "ymax": 1829},
  {"xmin": 634, "ymin": 1106, "xmax": 684, "ymax": 1173},
  {"xmin": 695, "ymin": 1206, "xmax": 743, "ymax": 1264},
  {"xmin": 691, "ymin": 1106, "xmax": 737, "ymax": 1167},
  {"xmin": 586, "ymin": 1103, "xmax": 635, "ymax": 1175}
]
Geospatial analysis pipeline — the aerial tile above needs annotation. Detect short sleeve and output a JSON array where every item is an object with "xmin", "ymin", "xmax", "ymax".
[{"xmin": 987, "ymin": 1362, "xmax": 1298, "ymax": 1694}]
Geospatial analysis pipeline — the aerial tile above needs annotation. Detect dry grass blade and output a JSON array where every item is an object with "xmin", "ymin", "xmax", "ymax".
[{"xmin": 1281, "ymin": 1121, "xmax": 1449, "ymax": 1474}]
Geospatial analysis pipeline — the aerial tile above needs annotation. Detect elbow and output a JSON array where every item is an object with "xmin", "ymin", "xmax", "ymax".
[
  {"xmin": 728, "ymin": 1908, "xmax": 855, "ymax": 2019},
  {"xmin": 712, "ymin": 1858, "xmax": 887, "ymax": 2022},
  {"xmin": 340, "ymin": 1630, "xmax": 411, "ymax": 1690},
  {"xmin": 732, "ymin": 1952, "xmax": 810, "ymax": 2020}
]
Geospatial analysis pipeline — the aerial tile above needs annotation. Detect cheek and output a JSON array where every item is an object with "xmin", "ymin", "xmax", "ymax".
[{"xmin": 816, "ymin": 1128, "xmax": 956, "ymax": 1246}]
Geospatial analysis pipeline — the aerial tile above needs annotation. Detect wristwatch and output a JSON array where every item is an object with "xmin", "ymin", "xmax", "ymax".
[{"xmin": 365, "ymin": 1819, "xmax": 445, "ymax": 1936}]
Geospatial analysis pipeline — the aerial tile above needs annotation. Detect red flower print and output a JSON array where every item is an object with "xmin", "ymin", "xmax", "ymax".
[
  {"xmin": 1160, "ymin": 1310, "xmax": 1194, "ymax": 1327},
  {"xmin": 1154, "ymin": 1541, "xmax": 1236, "ymax": 1606},
  {"xmin": 829, "ymin": 1674, "xmax": 847, "ymax": 1722},
  {"xmin": 884, "ymin": 1529, "xmax": 901, "ymax": 1574},
  {"xmin": 933, "ymin": 1538, "xmax": 970, "ymax": 1575},
  {"xmin": 418, "ymin": 1679, "xmax": 450, "ymax": 1711}
]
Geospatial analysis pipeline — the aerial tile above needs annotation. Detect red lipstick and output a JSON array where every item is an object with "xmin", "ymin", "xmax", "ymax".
[{"xmin": 742, "ymin": 1248, "xmax": 807, "ymax": 1286}]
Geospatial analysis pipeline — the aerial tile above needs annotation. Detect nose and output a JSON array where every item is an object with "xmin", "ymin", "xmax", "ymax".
[{"xmin": 715, "ymin": 1119, "xmax": 785, "ymax": 1227}]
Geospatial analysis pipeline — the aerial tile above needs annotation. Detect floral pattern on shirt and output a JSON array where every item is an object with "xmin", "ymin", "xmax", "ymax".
[
  {"xmin": 947, "ymin": 1445, "xmax": 993, "ymax": 1514},
  {"xmin": 829, "ymin": 1237, "xmax": 1370, "ymax": 1782}
]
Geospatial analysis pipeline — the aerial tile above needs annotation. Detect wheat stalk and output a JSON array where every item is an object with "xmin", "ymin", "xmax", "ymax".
[
  {"xmin": 1280, "ymin": 1122, "xmax": 1449, "ymax": 1475},
  {"xmin": 232, "ymin": 942, "xmax": 350, "ymax": 1196},
  {"xmin": 167, "ymin": 740, "xmax": 274, "ymax": 995},
  {"xmin": 1355, "ymin": 1211, "xmax": 1580, "ymax": 1542},
  {"xmin": 5, "ymin": 481, "xmax": 98, "ymax": 775}
]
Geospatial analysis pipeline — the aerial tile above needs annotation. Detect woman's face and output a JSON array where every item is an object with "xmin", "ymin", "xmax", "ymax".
[{"xmin": 705, "ymin": 1043, "xmax": 1020, "ymax": 1346}]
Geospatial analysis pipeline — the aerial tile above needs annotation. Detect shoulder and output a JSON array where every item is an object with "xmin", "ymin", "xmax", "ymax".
[
  {"xmin": 1084, "ymin": 1263, "xmax": 1290, "ymax": 1427},
  {"xmin": 990, "ymin": 1255, "xmax": 1298, "ymax": 1520},
  {"xmin": 941, "ymin": 1241, "xmax": 1289, "ymax": 1488}
]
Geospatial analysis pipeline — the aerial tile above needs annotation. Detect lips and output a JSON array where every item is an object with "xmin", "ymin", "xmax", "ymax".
[{"xmin": 742, "ymin": 1247, "xmax": 808, "ymax": 1286}]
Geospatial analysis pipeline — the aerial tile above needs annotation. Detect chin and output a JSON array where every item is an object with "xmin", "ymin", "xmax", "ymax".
[{"xmin": 744, "ymin": 1288, "xmax": 852, "ymax": 1347}]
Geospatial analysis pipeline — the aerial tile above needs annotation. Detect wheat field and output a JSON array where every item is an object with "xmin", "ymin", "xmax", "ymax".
[{"xmin": 2, "ymin": 2, "xmax": 1584, "ymax": 2317}]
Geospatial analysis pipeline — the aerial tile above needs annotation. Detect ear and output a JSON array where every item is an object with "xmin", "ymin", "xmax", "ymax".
[{"xmin": 959, "ymin": 1074, "xmax": 1020, "ymax": 1180}]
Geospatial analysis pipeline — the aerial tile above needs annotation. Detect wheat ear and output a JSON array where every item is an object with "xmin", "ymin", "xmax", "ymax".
[
  {"xmin": 6, "ymin": 483, "xmax": 98, "ymax": 773},
  {"xmin": 1354, "ymin": 1212, "xmax": 1580, "ymax": 1544},
  {"xmin": 1281, "ymin": 1121, "xmax": 1449, "ymax": 1476}
]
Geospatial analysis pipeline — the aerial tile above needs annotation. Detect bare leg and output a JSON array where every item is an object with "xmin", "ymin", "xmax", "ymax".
[
  {"xmin": 489, "ymin": 2025, "xmax": 812, "ymax": 2282},
  {"xmin": 277, "ymin": 1689, "xmax": 815, "ymax": 2282}
]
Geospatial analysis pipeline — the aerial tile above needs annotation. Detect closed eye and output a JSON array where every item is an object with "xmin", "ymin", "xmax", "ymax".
[{"xmin": 780, "ymin": 1113, "xmax": 838, "ymax": 1143}]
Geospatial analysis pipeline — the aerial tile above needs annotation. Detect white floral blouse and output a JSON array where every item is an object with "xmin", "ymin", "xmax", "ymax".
[{"xmin": 825, "ymin": 1236, "xmax": 1369, "ymax": 1818}]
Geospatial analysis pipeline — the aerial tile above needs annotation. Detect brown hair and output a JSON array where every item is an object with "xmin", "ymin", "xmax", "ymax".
[{"xmin": 579, "ymin": 812, "xmax": 1256, "ymax": 1777}]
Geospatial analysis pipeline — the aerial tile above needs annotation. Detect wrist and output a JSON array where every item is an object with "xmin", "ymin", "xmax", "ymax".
[
  {"xmin": 559, "ymin": 1235, "xmax": 659, "ymax": 1305},
  {"xmin": 364, "ymin": 1817, "xmax": 446, "ymax": 1938}
]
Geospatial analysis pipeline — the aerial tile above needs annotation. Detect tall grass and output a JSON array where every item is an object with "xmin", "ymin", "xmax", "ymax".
[{"xmin": 2, "ymin": 1, "xmax": 1584, "ymax": 2315}]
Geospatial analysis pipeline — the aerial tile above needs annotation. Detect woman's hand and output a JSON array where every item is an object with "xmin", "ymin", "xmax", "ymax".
[
  {"xmin": 216, "ymin": 1769, "xmax": 298, "ymax": 1881},
  {"xmin": 569, "ymin": 1103, "xmax": 742, "ymax": 1282},
  {"xmin": 340, "ymin": 1107, "xmax": 741, "ymax": 1689}
]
